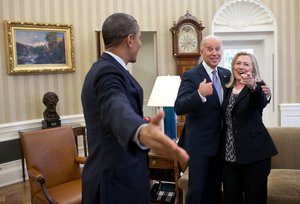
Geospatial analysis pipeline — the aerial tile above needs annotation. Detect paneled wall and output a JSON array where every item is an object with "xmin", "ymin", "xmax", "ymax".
[{"xmin": 0, "ymin": 0, "xmax": 299, "ymax": 124}]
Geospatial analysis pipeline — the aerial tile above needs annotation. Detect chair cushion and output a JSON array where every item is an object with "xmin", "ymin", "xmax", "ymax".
[
  {"xmin": 268, "ymin": 169, "xmax": 300, "ymax": 204},
  {"xmin": 33, "ymin": 179, "xmax": 82, "ymax": 204},
  {"xmin": 178, "ymin": 167, "xmax": 189, "ymax": 191}
]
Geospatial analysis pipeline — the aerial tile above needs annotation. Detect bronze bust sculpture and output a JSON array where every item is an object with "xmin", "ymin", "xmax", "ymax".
[{"xmin": 42, "ymin": 92, "xmax": 61, "ymax": 128}]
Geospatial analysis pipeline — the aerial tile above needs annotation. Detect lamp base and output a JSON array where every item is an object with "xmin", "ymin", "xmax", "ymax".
[{"xmin": 163, "ymin": 107, "xmax": 177, "ymax": 141}]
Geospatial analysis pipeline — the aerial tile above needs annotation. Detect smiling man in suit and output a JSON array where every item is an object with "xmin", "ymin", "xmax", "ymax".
[
  {"xmin": 81, "ymin": 13, "xmax": 188, "ymax": 204},
  {"xmin": 175, "ymin": 35, "xmax": 231, "ymax": 204}
]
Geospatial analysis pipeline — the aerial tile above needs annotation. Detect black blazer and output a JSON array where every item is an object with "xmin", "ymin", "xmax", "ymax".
[
  {"xmin": 175, "ymin": 62, "xmax": 231, "ymax": 157},
  {"xmin": 220, "ymin": 83, "xmax": 278, "ymax": 164},
  {"xmin": 81, "ymin": 53, "xmax": 150, "ymax": 204}
]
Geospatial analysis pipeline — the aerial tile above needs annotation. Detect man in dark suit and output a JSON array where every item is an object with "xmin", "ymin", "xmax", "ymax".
[
  {"xmin": 175, "ymin": 35, "xmax": 231, "ymax": 204},
  {"xmin": 81, "ymin": 13, "xmax": 188, "ymax": 204}
]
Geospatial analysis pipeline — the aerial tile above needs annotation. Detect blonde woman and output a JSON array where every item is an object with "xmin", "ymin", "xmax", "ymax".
[{"xmin": 220, "ymin": 52, "xmax": 278, "ymax": 204}]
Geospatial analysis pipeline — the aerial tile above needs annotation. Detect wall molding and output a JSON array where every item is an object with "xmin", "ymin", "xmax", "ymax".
[
  {"xmin": 0, "ymin": 114, "xmax": 85, "ymax": 187},
  {"xmin": 280, "ymin": 103, "xmax": 300, "ymax": 127},
  {"xmin": 213, "ymin": 0, "xmax": 275, "ymax": 33}
]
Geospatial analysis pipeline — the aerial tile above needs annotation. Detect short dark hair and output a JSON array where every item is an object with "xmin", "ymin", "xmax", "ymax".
[{"xmin": 102, "ymin": 13, "xmax": 139, "ymax": 49}]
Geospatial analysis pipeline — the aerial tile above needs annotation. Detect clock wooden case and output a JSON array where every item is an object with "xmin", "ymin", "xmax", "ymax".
[
  {"xmin": 170, "ymin": 11, "xmax": 205, "ymax": 76},
  {"xmin": 170, "ymin": 12, "xmax": 205, "ymax": 137}
]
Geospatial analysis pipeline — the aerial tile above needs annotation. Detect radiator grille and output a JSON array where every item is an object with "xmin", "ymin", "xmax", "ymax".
[{"xmin": 0, "ymin": 139, "xmax": 22, "ymax": 164}]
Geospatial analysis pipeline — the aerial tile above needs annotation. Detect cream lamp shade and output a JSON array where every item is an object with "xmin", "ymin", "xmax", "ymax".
[
  {"xmin": 147, "ymin": 75, "xmax": 181, "ymax": 107},
  {"xmin": 147, "ymin": 75, "xmax": 181, "ymax": 140}
]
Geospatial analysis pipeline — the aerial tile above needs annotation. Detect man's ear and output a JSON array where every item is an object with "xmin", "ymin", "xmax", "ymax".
[{"xmin": 126, "ymin": 34, "xmax": 134, "ymax": 48}]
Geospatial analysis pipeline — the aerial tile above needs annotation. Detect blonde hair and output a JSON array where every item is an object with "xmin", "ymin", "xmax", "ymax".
[{"xmin": 226, "ymin": 51, "xmax": 261, "ymax": 88}]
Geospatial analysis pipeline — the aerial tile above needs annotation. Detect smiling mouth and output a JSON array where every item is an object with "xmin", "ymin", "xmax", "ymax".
[{"xmin": 237, "ymin": 70, "xmax": 245, "ymax": 76}]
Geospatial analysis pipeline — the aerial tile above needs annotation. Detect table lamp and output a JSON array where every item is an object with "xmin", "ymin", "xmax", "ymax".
[{"xmin": 147, "ymin": 75, "xmax": 181, "ymax": 140}]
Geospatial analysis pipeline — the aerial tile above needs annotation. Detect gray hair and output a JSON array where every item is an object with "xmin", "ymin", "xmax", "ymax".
[
  {"xmin": 199, "ymin": 35, "xmax": 223, "ymax": 62},
  {"xmin": 102, "ymin": 13, "xmax": 139, "ymax": 49},
  {"xmin": 200, "ymin": 35, "xmax": 223, "ymax": 50}
]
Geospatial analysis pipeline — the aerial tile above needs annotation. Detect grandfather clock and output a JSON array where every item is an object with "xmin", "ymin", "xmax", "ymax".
[
  {"xmin": 170, "ymin": 11, "xmax": 205, "ymax": 77},
  {"xmin": 170, "ymin": 11, "xmax": 205, "ymax": 142}
]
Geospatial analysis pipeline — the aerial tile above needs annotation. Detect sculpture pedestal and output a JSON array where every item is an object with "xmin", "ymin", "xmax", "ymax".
[{"xmin": 42, "ymin": 119, "xmax": 61, "ymax": 129}]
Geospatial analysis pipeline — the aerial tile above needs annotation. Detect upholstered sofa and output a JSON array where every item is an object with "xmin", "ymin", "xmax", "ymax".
[{"xmin": 178, "ymin": 127, "xmax": 300, "ymax": 204}]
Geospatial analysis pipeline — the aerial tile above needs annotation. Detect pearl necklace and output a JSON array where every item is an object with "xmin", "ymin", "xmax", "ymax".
[{"xmin": 232, "ymin": 86, "xmax": 243, "ymax": 95}]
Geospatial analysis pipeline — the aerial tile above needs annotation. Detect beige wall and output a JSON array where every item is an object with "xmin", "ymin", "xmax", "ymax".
[{"xmin": 0, "ymin": 0, "xmax": 299, "ymax": 124}]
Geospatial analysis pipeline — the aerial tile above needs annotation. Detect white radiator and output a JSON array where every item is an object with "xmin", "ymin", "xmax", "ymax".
[{"xmin": 280, "ymin": 103, "xmax": 300, "ymax": 127}]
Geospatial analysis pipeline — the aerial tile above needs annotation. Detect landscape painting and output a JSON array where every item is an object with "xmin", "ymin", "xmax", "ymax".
[
  {"xmin": 4, "ymin": 21, "xmax": 75, "ymax": 74},
  {"xmin": 16, "ymin": 30, "xmax": 66, "ymax": 65}
]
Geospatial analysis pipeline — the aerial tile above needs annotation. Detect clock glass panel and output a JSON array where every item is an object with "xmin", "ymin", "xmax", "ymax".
[{"xmin": 178, "ymin": 25, "xmax": 198, "ymax": 53}]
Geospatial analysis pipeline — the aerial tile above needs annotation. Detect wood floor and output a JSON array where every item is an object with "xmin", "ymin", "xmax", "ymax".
[
  {"xmin": 0, "ymin": 181, "xmax": 174, "ymax": 204},
  {"xmin": 0, "ymin": 181, "xmax": 31, "ymax": 204}
]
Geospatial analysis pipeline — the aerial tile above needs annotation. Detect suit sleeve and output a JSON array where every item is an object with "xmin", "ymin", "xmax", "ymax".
[
  {"xmin": 175, "ymin": 71, "xmax": 206, "ymax": 115},
  {"xmin": 93, "ymin": 68, "xmax": 146, "ymax": 150}
]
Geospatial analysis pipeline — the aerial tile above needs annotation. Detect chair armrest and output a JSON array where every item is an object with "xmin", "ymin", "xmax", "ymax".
[
  {"xmin": 178, "ymin": 167, "xmax": 189, "ymax": 191},
  {"xmin": 27, "ymin": 168, "xmax": 57, "ymax": 204},
  {"xmin": 75, "ymin": 156, "xmax": 86, "ymax": 164},
  {"xmin": 27, "ymin": 168, "xmax": 43, "ymax": 181}
]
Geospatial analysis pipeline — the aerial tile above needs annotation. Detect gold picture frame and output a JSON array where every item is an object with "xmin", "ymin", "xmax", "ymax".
[{"xmin": 4, "ymin": 21, "xmax": 75, "ymax": 74}]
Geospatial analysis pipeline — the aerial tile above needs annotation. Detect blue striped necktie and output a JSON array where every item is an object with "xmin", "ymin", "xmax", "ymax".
[{"xmin": 212, "ymin": 69, "xmax": 222, "ymax": 104}]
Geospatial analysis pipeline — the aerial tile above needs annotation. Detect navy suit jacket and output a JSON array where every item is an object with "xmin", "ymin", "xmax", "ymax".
[
  {"xmin": 175, "ymin": 62, "xmax": 231, "ymax": 157},
  {"xmin": 81, "ymin": 53, "xmax": 150, "ymax": 204}
]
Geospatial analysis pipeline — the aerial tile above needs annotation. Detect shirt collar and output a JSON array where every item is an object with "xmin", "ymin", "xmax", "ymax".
[
  {"xmin": 104, "ymin": 51, "xmax": 128, "ymax": 71},
  {"xmin": 203, "ymin": 61, "xmax": 218, "ymax": 74}
]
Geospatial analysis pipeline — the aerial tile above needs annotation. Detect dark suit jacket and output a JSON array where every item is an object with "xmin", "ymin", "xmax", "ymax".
[
  {"xmin": 175, "ymin": 62, "xmax": 231, "ymax": 157},
  {"xmin": 220, "ymin": 83, "xmax": 278, "ymax": 164},
  {"xmin": 81, "ymin": 53, "xmax": 150, "ymax": 204}
]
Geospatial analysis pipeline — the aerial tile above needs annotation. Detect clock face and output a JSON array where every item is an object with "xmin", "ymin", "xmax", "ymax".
[{"xmin": 178, "ymin": 25, "xmax": 198, "ymax": 53}]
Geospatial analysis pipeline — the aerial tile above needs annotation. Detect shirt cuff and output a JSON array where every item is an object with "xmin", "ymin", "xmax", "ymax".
[
  {"xmin": 198, "ymin": 90, "xmax": 207, "ymax": 102},
  {"xmin": 133, "ymin": 123, "xmax": 149, "ymax": 150}
]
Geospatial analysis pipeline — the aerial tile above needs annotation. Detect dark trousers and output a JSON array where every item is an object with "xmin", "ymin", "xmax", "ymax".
[
  {"xmin": 222, "ymin": 158, "xmax": 271, "ymax": 204},
  {"xmin": 186, "ymin": 155, "xmax": 222, "ymax": 204}
]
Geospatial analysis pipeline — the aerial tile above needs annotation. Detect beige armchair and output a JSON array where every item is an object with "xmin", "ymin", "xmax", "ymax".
[
  {"xmin": 178, "ymin": 127, "xmax": 300, "ymax": 204},
  {"xmin": 266, "ymin": 127, "xmax": 300, "ymax": 204},
  {"xmin": 20, "ymin": 126, "xmax": 86, "ymax": 204}
]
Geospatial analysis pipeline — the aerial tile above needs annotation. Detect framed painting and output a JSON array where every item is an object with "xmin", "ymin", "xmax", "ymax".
[
  {"xmin": 4, "ymin": 21, "xmax": 75, "ymax": 74},
  {"xmin": 95, "ymin": 30, "xmax": 104, "ymax": 59}
]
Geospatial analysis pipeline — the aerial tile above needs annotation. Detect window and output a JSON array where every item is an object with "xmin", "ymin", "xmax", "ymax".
[{"xmin": 223, "ymin": 48, "xmax": 253, "ymax": 70}]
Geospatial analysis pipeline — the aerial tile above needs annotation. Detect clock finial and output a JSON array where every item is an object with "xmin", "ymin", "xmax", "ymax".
[{"xmin": 177, "ymin": 11, "xmax": 200, "ymax": 25}]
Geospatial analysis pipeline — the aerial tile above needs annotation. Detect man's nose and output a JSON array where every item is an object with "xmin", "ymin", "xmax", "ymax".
[{"xmin": 212, "ymin": 49, "xmax": 218, "ymax": 54}]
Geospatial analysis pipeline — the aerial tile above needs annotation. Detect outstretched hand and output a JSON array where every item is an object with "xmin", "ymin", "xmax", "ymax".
[
  {"xmin": 139, "ymin": 111, "xmax": 189, "ymax": 163},
  {"xmin": 241, "ymin": 72, "xmax": 256, "ymax": 89}
]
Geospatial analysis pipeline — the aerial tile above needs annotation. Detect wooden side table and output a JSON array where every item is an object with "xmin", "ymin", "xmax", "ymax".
[{"xmin": 148, "ymin": 152, "xmax": 180, "ymax": 204}]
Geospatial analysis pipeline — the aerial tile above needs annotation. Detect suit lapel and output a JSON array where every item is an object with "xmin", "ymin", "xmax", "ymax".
[
  {"xmin": 198, "ymin": 64, "xmax": 221, "ymax": 105},
  {"xmin": 223, "ymin": 87, "xmax": 248, "ymax": 113},
  {"xmin": 102, "ymin": 53, "xmax": 144, "ymax": 113},
  {"xmin": 234, "ymin": 86, "xmax": 248, "ymax": 105},
  {"xmin": 125, "ymin": 71, "xmax": 144, "ymax": 109},
  {"xmin": 218, "ymin": 67, "xmax": 230, "ymax": 97},
  {"xmin": 198, "ymin": 64, "xmax": 211, "ymax": 82}
]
